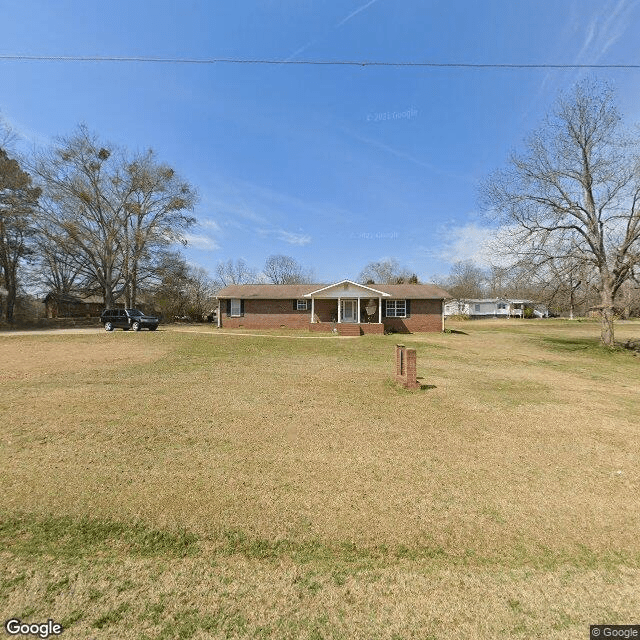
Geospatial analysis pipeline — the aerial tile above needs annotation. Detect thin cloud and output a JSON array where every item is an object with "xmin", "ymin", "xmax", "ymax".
[
  {"xmin": 336, "ymin": 0, "xmax": 380, "ymax": 27},
  {"xmin": 257, "ymin": 228, "xmax": 312, "ymax": 246},
  {"xmin": 284, "ymin": 0, "xmax": 381, "ymax": 61},
  {"xmin": 343, "ymin": 128, "xmax": 474, "ymax": 182},
  {"xmin": 204, "ymin": 175, "xmax": 353, "ymax": 229},
  {"xmin": 347, "ymin": 130, "xmax": 438, "ymax": 172},
  {"xmin": 574, "ymin": 0, "xmax": 640, "ymax": 64},
  {"xmin": 422, "ymin": 222, "xmax": 501, "ymax": 267},
  {"xmin": 197, "ymin": 218, "xmax": 221, "ymax": 232},
  {"xmin": 523, "ymin": 0, "xmax": 640, "ymax": 126},
  {"xmin": 183, "ymin": 233, "xmax": 220, "ymax": 251}
]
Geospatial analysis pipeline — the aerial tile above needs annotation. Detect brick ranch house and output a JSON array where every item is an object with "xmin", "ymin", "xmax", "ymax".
[{"xmin": 215, "ymin": 280, "xmax": 451, "ymax": 334}]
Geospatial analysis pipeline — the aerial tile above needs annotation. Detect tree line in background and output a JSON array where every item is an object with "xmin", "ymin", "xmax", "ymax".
[
  {"xmin": 433, "ymin": 259, "xmax": 640, "ymax": 321},
  {"xmin": 2, "ymin": 78, "xmax": 639, "ymax": 345}
]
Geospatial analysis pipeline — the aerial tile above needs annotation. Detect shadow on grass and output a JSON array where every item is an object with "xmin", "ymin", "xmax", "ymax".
[{"xmin": 416, "ymin": 377, "xmax": 437, "ymax": 391}]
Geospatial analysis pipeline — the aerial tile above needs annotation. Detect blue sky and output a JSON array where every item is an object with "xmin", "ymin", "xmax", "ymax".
[{"xmin": 2, "ymin": 0, "xmax": 640, "ymax": 283}]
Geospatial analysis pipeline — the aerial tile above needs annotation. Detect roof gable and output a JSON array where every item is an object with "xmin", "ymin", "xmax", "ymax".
[{"xmin": 304, "ymin": 280, "xmax": 390, "ymax": 298}]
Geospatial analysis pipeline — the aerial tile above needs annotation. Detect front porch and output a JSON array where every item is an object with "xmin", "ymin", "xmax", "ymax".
[{"xmin": 305, "ymin": 280, "xmax": 390, "ymax": 332}]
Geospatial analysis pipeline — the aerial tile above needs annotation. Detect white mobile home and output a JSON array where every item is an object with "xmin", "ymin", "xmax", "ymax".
[{"xmin": 444, "ymin": 298, "xmax": 544, "ymax": 318}]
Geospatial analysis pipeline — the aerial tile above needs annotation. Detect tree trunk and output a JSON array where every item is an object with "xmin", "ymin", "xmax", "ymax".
[
  {"xmin": 2, "ymin": 264, "xmax": 17, "ymax": 323},
  {"xmin": 104, "ymin": 286, "xmax": 114, "ymax": 309},
  {"xmin": 600, "ymin": 297, "xmax": 615, "ymax": 347},
  {"xmin": 131, "ymin": 263, "xmax": 138, "ymax": 309},
  {"xmin": 6, "ymin": 291, "xmax": 16, "ymax": 323}
]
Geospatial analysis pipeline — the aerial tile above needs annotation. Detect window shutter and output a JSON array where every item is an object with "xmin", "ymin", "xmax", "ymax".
[
  {"xmin": 293, "ymin": 299, "xmax": 298, "ymax": 311},
  {"xmin": 405, "ymin": 300, "xmax": 411, "ymax": 317},
  {"xmin": 240, "ymin": 300, "xmax": 245, "ymax": 316},
  {"xmin": 226, "ymin": 300, "xmax": 231, "ymax": 317},
  {"xmin": 382, "ymin": 300, "xmax": 387, "ymax": 318}
]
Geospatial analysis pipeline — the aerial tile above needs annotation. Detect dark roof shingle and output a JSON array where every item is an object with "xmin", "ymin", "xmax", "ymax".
[{"xmin": 216, "ymin": 282, "xmax": 450, "ymax": 299}]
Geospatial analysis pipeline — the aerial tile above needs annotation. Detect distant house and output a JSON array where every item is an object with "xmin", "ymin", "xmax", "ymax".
[
  {"xmin": 215, "ymin": 280, "xmax": 450, "ymax": 334},
  {"xmin": 43, "ymin": 292, "xmax": 104, "ymax": 318},
  {"xmin": 444, "ymin": 298, "xmax": 547, "ymax": 319}
]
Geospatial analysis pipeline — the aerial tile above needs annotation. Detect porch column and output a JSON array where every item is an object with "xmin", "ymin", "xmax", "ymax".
[
  {"xmin": 310, "ymin": 297, "xmax": 315, "ymax": 323},
  {"xmin": 357, "ymin": 297, "xmax": 361, "ymax": 324},
  {"xmin": 337, "ymin": 297, "xmax": 341, "ymax": 323},
  {"xmin": 378, "ymin": 297, "xmax": 382, "ymax": 323}
]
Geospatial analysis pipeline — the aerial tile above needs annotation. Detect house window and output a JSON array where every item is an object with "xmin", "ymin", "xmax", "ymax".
[
  {"xmin": 230, "ymin": 299, "xmax": 242, "ymax": 317},
  {"xmin": 386, "ymin": 300, "xmax": 406, "ymax": 318},
  {"xmin": 296, "ymin": 299, "xmax": 308, "ymax": 311},
  {"xmin": 497, "ymin": 303, "xmax": 507, "ymax": 310},
  {"xmin": 475, "ymin": 304, "xmax": 481, "ymax": 312}
]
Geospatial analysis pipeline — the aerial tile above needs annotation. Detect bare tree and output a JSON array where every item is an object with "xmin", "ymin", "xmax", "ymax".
[
  {"xmin": 148, "ymin": 251, "xmax": 191, "ymax": 319},
  {"xmin": 263, "ymin": 254, "xmax": 313, "ymax": 284},
  {"xmin": 184, "ymin": 266, "xmax": 217, "ymax": 319},
  {"xmin": 0, "ymin": 115, "xmax": 18, "ymax": 151},
  {"xmin": 445, "ymin": 260, "xmax": 487, "ymax": 299},
  {"xmin": 358, "ymin": 258, "xmax": 413, "ymax": 284},
  {"xmin": 149, "ymin": 253, "xmax": 216, "ymax": 321},
  {"xmin": 33, "ymin": 126, "xmax": 196, "ymax": 308},
  {"xmin": 123, "ymin": 150, "xmax": 196, "ymax": 307},
  {"xmin": 535, "ymin": 256, "xmax": 597, "ymax": 319},
  {"xmin": 215, "ymin": 258, "xmax": 256, "ymax": 287},
  {"xmin": 35, "ymin": 235, "xmax": 87, "ymax": 295},
  {"xmin": 0, "ymin": 148, "xmax": 41, "ymax": 322},
  {"xmin": 33, "ymin": 128, "xmax": 132, "ymax": 307},
  {"xmin": 482, "ymin": 79, "xmax": 640, "ymax": 346}
]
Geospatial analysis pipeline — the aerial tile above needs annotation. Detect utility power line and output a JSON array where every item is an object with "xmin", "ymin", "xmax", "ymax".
[{"xmin": 0, "ymin": 55, "xmax": 639, "ymax": 69}]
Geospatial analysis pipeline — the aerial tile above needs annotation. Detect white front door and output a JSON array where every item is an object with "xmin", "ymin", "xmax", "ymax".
[{"xmin": 341, "ymin": 300, "xmax": 357, "ymax": 322}]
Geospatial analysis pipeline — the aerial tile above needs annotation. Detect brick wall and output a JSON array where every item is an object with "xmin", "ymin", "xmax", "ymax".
[
  {"xmin": 383, "ymin": 299, "xmax": 443, "ymax": 333},
  {"xmin": 220, "ymin": 298, "xmax": 443, "ymax": 333},
  {"xmin": 313, "ymin": 299, "xmax": 338, "ymax": 323},
  {"xmin": 221, "ymin": 299, "xmax": 310, "ymax": 329}
]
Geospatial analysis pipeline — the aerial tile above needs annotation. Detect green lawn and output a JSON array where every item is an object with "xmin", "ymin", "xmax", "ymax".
[{"xmin": 1, "ymin": 319, "xmax": 639, "ymax": 639}]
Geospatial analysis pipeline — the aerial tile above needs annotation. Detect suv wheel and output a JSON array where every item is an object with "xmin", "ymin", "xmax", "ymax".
[
  {"xmin": 132, "ymin": 321, "xmax": 141, "ymax": 331},
  {"xmin": 104, "ymin": 321, "xmax": 114, "ymax": 331}
]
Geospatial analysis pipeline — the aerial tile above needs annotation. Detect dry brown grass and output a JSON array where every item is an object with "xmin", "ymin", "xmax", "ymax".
[{"xmin": 1, "ymin": 320, "xmax": 639, "ymax": 638}]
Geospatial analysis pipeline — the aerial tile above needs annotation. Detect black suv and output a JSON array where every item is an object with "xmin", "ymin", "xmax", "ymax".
[{"xmin": 100, "ymin": 308, "xmax": 160, "ymax": 332}]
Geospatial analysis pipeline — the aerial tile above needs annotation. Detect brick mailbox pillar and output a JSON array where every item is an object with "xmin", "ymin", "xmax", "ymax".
[{"xmin": 395, "ymin": 344, "xmax": 420, "ymax": 390}]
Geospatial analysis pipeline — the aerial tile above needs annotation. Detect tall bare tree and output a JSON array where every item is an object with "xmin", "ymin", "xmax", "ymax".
[
  {"xmin": 34, "ymin": 128, "xmax": 132, "ymax": 307},
  {"xmin": 123, "ymin": 150, "xmax": 196, "ymax": 307},
  {"xmin": 215, "ymin": 258, "xmax": 256, "ymax": 287},
  {"xmin": 263, "ymin": 254, "xmax": 313, "ymax": 284},
  {"xmin": 482, "ymin": 79, "xmax": 640, "ymax": 346},
  {"xmin": 0, "ymin": 148, "xmax": 41, "ymax": 322},
  {"xmin": 33, "ymin": 126, "xmax": 196, "ymax": 308}
]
